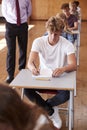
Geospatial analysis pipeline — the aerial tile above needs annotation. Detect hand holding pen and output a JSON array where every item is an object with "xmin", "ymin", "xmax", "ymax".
[{"xmin": 32, "ymin": 61, "xmax": 40, "ymax": 75}]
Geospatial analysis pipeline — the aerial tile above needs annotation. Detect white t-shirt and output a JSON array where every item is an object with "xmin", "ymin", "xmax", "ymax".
[{"xmin": 31, "ymin": 35, "xmax": 75, "ymax": 70}]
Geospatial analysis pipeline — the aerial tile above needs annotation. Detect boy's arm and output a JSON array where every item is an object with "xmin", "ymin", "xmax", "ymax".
[
  {"xmin": 27, "ymin": 51, "xmax": 40, "ymax": 75},
  {"xmin": 52, "ymin": 53, "xmax": 77, "ymax": 77}
]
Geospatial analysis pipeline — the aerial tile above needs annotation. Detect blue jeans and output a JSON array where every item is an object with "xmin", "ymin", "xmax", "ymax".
[
  {"xmin": 24, "ymin": 89, "xmax": 70, "ymax": 115},
  {"xmin": 62, "ymin": 32, "xmax": 77, "ymax": 44}
]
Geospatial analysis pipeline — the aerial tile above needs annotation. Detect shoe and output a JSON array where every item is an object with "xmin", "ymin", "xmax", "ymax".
[
  {"xmin": 49, "ymin": 106, "xmax": 62, "ymax": 129},
  {"xmin": 5, "ymin": 76, "xmax": 14, "ymax": 84}
]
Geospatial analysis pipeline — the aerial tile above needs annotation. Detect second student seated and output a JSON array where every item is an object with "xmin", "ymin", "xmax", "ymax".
[{"xmin": 61, "ymin": 3, "xmax": 78, "ymax": 44}]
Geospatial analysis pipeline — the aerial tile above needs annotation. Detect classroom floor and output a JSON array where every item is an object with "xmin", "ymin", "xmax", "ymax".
[{"xmin": 0, "ymin": 20, "xmax": 87, "ymax": 130}]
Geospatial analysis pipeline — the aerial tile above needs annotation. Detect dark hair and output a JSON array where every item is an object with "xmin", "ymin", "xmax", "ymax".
[
  {"xmin": 61, "ymin": 3, "xmax": 69, "ymax": 9},
  {"xmin": 0, "ymin": 84, "xmax": 57, "ymax": 130},
  {"xmin": 73, "ymin": 1, "xmax": 79, "ymax": 6}
]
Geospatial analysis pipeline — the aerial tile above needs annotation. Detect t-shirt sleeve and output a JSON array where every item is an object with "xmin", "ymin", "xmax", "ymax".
[
  {"xmin": 65, "ymin": 43, "xmax": 75, "ymax": 55},
  {"xmin": 31, "ymin": 38, "xmax": 41, "ymax": 53}
]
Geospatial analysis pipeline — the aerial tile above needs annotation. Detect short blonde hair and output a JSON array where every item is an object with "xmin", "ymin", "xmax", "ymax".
[{"xmin": 45, "ymin": 16, "xmax": 64, "ymax": 32}]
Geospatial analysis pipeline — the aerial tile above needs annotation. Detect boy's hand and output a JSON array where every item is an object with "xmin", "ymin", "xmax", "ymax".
[{"xmin": 52, "ymin": 68, "xmax": 65, "ymax": 77}]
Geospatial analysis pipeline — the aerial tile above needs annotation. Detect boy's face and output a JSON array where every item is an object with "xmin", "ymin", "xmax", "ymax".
[
  {"xmin": 62, "ymin": 7, "xmax": 70, "ymax": 17},
  {"xmin": 48, "ymin": 31, "xmax": 61, "ymax": 45}
]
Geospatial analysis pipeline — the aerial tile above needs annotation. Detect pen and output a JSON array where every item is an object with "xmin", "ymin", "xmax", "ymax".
[
  {"xmin": 33, "ymin": 61, "xmax": 39, "ymax": 74},
  {"xmin": 33, "ymin": 61, "xmax": 37, "ymax": 69}
]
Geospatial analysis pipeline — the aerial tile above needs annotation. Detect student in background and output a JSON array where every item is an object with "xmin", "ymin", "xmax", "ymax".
[
  {"xmin": 56, "ymin": 13, "xmax": 72, "ymax": 34},
  {"xmin": 24, "ymin": 16, "xmax": 77, "ymax": 129},
  {"xmin": 56, "ymin": 13, "xmax": 67, "ymax": 28},
  {"xmin": 44, "ymin": 13, "xmax": 71, "ymax": 38},
  {"xmin": 61, "ymin": 3, "xmax": 78, "ymax": 44},
  {"xmin": 2, "ymin": 0, "xmax": 32, "ymax": 84},
  {"xmin": 69, "ymin": 1, "xmax": 79, "ymax": 20},
  {"xmin": 72, "ymin": 0, "xmax": 81, "ymax": 31},
  {"xmin": 0, "ymin": 83, "xmax": 58, "ymax": 130},
  {"xmin": 73, "ymin": 0, "xmax": 81, "ymax": 15}
]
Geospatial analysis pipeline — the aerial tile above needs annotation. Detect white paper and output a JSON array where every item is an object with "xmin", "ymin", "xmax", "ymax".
[{"xmin": 32, "ymin": 68, "xmax": 52, "ymax": 80}]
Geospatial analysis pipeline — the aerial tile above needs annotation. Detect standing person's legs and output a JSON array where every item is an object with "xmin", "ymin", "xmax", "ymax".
[
  {"xmin": 5, "ymin": 22, "xmax": 16, "ymax": 83},
  {"xmin": 18, "ymin": 23, "xmax": 28, "ymax": 70}
]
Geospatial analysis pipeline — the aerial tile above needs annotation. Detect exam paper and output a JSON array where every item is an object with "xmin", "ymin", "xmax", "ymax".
[{"xmin": 32, "ymin": 68, "xmax": 52, "ymax": 80}]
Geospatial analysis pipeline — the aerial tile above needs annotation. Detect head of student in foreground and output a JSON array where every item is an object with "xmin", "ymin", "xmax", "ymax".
[
  {"xmin": 46, "ymin": 16, "xmax": 64, "ymax": 46},
  {"xmin": 0, "ymin": 83, "xmax": 58, "ymax": 130}
]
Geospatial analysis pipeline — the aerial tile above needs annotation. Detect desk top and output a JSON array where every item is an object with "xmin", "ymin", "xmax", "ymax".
[
  {"xmin": 10, "ymin": 69, "xmax": 76, "ymax": 90},
  {"xmin": 71, "ymin": 30, "xmax": 80, "ymax": 34}
]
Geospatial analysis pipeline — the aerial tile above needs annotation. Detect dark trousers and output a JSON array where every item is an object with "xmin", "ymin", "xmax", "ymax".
[
  {"xmin": 24, "ymin": 89, "xmax": 70, "ymax": 115},
  {"xmin": 5, "ymin": 22, "xmax": 28, "ymax": 77}
]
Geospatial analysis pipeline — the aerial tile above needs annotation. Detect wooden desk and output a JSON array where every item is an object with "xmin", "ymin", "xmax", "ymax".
[{"xmin": 10, "ymin": 69, "xmax": 76, "ymax": 130}]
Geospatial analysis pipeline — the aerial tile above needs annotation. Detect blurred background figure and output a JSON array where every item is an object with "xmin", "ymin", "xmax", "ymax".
[
  {"xmin": 56, "ymin": 13, "xmax": 71, "ymax": 36},
  {"xmin": 61, "ymin": 3, "xmax": 78, "ymax": 44},
  {"xmin": 73, "ymin": 0, "xmax": 81, "ymax": 17},
  {"xmin": 72, "ymin": 0, "xmax": 81, "ymax": 31},
  {"xmin": 0, "ymin": 83, "xmax": 59, "ymax": 130},
  {"xmin": 69, "ymin": 1, "xmax": 79, "ymax": 20}
]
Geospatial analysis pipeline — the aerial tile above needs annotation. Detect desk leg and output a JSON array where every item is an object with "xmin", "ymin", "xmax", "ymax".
[{"xmin": 69, "ymin": 90, "xmax": 74, "ymax": 130}]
